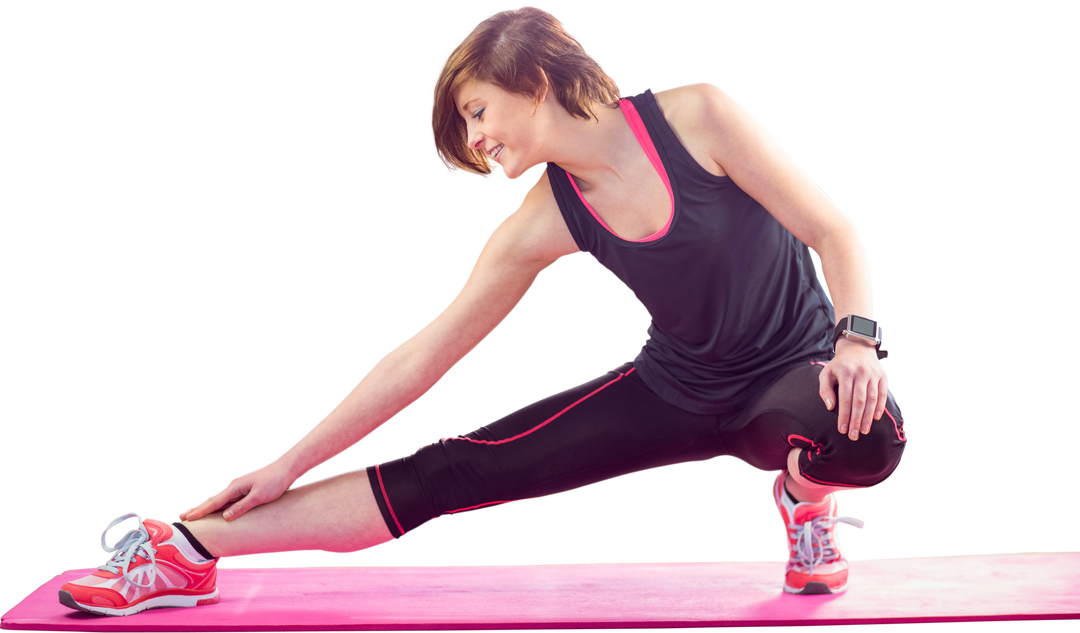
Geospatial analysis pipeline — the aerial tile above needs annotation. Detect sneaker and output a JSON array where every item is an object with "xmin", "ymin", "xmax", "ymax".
[
  {"xmin": 773, "ymin": 472, "xmax": 864, "ymax": 595},
  {"xmin": 59, "ymin": 513, "xmax": 219, "ymax": 616}
]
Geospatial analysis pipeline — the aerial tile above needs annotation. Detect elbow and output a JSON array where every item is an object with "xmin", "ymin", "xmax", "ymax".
[{"xmin": 809, "ymin": 217, "xmax": 861, "ymax": 258}]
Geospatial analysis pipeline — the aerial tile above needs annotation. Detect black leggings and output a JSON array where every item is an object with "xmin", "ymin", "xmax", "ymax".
[{"xmin": 368, "ymin": 361, "xmax": 906, "ymax": 538}]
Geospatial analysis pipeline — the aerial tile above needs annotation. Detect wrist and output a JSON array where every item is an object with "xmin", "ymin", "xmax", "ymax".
[
  {"xmin": 275, "ymin": 451, "xmax": 307, "ymax": 483},
  {"xmin": 834, "ymin": 336, "xmax": 877, "ymax": 355}
]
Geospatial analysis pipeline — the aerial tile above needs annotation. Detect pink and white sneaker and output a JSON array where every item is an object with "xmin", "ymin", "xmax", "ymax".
[
  {"xmin": 59, "ymin": 513, "xmax": 218, "ymax": 616},
  {"xmin": 774, "ymin": 472, "xmax": 864, "ymax": 595}
]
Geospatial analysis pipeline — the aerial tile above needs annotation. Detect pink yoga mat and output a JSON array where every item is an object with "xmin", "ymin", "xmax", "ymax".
[{"xmin": 4, "ymin": 553, "xmax": 1079, "ymax": 630}]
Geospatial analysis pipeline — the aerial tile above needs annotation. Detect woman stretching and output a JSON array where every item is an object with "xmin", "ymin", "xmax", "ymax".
[{"xmin": 60, "ymin": 7, "xmax": 906, "ymax": 616}]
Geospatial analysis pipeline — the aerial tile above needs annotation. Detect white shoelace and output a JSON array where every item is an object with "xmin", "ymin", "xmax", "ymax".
[
  {"xmin": 97, "ymin": 513, "xmax": 158, "ymax": 588},
  {"xmin": 790, "ymin": 514, "xmax": 864, "ymax": 575}
]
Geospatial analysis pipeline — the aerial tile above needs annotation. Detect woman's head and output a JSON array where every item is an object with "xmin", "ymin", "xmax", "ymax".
[{"xmin": 433, "ymin": 7, "xmax": 620, "ymax": 175}]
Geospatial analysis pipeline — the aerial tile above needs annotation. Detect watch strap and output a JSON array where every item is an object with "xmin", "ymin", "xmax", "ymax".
[{"xmin": 832, "ymin": 318, "xmax": 888, "ymax": 360}]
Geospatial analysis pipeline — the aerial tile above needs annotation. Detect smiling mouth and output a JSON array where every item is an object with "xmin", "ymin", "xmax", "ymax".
[{"xmin": 489, "ymin": 144, "xmax": 504, "ymax": 162}]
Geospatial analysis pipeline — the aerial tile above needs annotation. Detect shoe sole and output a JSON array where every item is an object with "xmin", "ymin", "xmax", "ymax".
[
  {"xmin": 784, "ymin": 581, "xmax": 846, "ymax": 595},
  {"xmin": 59, "ymin": 589, "xmax": 219, "ymax": 616}
]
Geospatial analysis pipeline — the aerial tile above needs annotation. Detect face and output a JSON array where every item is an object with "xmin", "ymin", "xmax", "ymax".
[{"xmin": 455, "ymin": 80, "xmax": 546, "ymax": 179}]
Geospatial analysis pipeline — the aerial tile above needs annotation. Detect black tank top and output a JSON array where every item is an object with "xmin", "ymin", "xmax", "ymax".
[{"xmin": 546, "ymin": 89, "xmax": 835, "ymax": 415}]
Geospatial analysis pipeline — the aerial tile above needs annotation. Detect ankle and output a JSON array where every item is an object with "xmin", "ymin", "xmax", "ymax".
[
  {"xmin": 173, "ymin": 522, "xmax": 218, "ymax": 561},
  {"xmin": 784, "ymin": 473, "xmax": 833, "ymax": 504}
]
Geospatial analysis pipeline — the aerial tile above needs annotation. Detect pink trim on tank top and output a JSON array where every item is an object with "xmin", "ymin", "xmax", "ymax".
[{"xmin": 565, "ymin": 99, "xmax": 674, "ymax": 242}]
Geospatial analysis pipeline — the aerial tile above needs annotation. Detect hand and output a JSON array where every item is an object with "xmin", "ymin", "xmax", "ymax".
[
  {"xmin": 818, "ymin": 338, "xmax": 888, "ymax": 441},
  {"xmin": 180, "ymin": 460, "xmax": 296, "ymax": 522}
]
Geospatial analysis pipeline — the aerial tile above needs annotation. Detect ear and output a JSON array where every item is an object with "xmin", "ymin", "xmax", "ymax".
[{"xmin": 535, "ymin": 67, "xmax": 549, "ymax": 104}]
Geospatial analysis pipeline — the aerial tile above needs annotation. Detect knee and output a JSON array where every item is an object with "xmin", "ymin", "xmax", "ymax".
[{"xmin": 846, "ymin": 445, "xmax": 903, "ymax": 487}]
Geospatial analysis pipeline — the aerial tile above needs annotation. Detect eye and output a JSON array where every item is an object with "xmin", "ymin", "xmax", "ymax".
[{"xmin": 472, "ymin": 107, "xmax": 485, "ymax": 121}]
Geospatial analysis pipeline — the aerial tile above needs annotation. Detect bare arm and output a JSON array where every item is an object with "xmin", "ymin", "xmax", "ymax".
[
  {"xmin": 814, "ymin": 234, "xmax": 873, "ymax": 325},
  {"xmin": 274, "ymin": 211, "xmax": 561, "ymax": 477},
  {"xmin": 276, "ymin": 334, "xmax": 440, "ymax": 477}
]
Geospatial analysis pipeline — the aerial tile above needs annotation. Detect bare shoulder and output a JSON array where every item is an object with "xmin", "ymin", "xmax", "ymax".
[
  {"xmin": 653, "ymin": 83, "xmax": 724, "ymax": 111},
  {"xmin": 653, "ymin": 83, "xmax": 737, "ymax": 125},
  {"xmin": 648, "ymin": 79, "xmax": 725, "ymax": 177},
  {"xmin": 494, "ymin": 170, "xmax": 579, "ymax": 265}
]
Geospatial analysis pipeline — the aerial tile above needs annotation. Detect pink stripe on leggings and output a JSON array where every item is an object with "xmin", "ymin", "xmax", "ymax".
[{"xmin": 375, "ymin": 464, "xmax": 405, "ymax": 536}]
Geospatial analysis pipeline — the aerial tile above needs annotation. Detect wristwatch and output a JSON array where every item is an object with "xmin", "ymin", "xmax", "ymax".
[{"xmin": 833, "ymin": 315, "xmax": 888, "ymax": 359}]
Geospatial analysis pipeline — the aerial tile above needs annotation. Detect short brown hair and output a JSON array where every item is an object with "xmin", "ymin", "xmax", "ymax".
[{"xmin": 433, "ymin": 7, "xmax": 621, "ymax": 175}]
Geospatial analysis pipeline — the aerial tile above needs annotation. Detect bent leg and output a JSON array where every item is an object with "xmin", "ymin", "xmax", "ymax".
[
  {"xmin": 721, "ymin": 361, "xmax": 907, "ymax": 494},
  {"xmin": 785, "ymin": 449, "xmax": 841, "ymax": 502},
  {"xmin": 182, "ymin": 470, "xmax": 393, "ymax": 557}
]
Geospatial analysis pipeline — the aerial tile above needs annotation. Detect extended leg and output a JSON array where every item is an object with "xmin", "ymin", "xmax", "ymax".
[
  {"xmin": 784, "ymin": 448, "xmax": 844, "ymax": 502},
  {"xmin": 182, "ymin": 470, "xmax": 393, "ymax": 557}
]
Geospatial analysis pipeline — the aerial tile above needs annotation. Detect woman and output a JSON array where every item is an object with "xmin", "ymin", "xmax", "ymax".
[{"xmin": 59, "ymin": 7, "xmax": 905, "ymax": 616}]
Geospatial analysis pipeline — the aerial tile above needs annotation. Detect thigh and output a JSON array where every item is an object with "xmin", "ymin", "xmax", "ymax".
[
  {"xmin": 369, "ymin": 363, "xmax": 723, "ymax": 536},
  {"xmin": 719, "ymin": 361, "xmax": 907, "ymax": 488}
]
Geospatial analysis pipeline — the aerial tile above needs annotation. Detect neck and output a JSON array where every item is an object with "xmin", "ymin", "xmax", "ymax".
[{"xmin": 540, "ymin": 100, "xmax": 637, "ymax": 189}]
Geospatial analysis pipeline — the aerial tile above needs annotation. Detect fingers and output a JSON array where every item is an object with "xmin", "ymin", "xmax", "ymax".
[
  {"xmin": 178, "ymin": 501, "xmax": 216, "ymax": 520},
  {"xmin": 850, "ymin": 376, "xmax": 873, "ymax": 440},
  {"xmin": 816, "ymin": 362, "xmax": 842, "ymax": 416},
  {"xmin": 874, "ymin": 375, "xmax": 889, "ymax": 422},
  {"xmin": 823, "ymin": 350, "xmax": 888, "ymax": 442},
  {"xmin": 180, "ymin": 493, "xmax": 230, "ymax": 522},
  {"xmin": 823, "ymin": 366, "xmax": 853, "ymax": 438},
  {"xmin": 836, "ymin": 375, "xmax": 872, "ymax": 441},
  {"xmin": 818, "ymin": 366, "xmax": 855, "ymax": 439},
  {"xmin": 817, "ymin": 367, "xmax": 836, "ymax": 412},
  {"xmin": 222, "ymin": 495, "xmax": 262, "ymax": 521}
]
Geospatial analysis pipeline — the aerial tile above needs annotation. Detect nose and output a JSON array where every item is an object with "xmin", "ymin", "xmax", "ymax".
[
  {"xmin": 466, "ymin": 119, "xmax": 484, "ymax": 150},
  {"xmin": 468, "ymin": 129, "xmax": 484, "ymax": 150}
]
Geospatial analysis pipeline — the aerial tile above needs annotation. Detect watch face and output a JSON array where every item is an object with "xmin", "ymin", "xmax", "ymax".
[{"xmin": 850, "ymin": 315, "xmax": 877, "ymax": 337}]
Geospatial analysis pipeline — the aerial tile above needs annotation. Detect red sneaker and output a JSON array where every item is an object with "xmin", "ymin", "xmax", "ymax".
[
  {"xmin": 773, "ymin": 472, "xmax": 863, "ymax": 594},
  {"xmin": 59, "ymin": 514, "xmax": 218, "ymax": 616}
]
